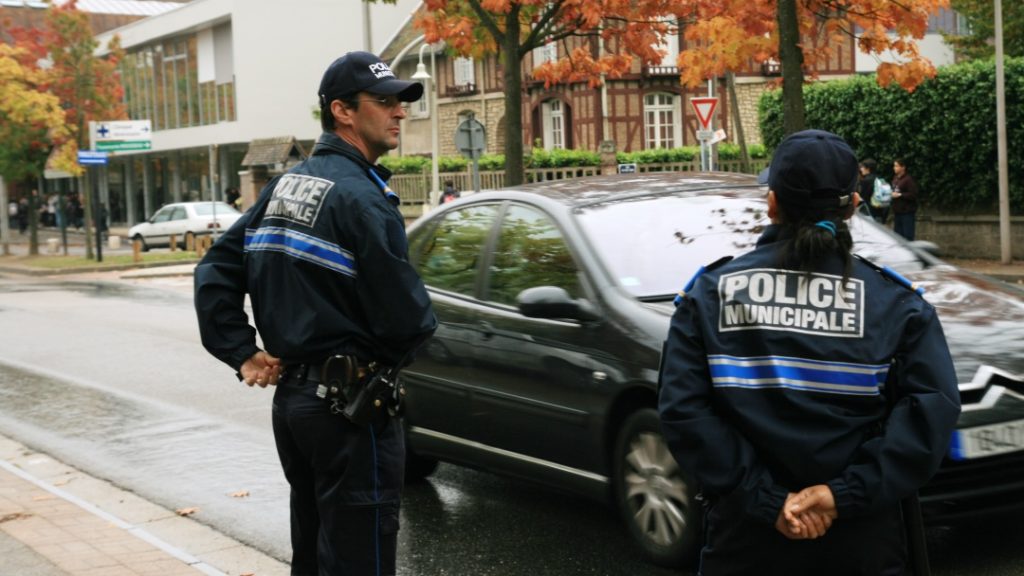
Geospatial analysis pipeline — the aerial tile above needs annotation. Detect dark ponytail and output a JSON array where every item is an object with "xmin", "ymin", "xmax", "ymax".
[{"xmin": 775, "ymin": 201, "xmax": 855, "ymax": 282}]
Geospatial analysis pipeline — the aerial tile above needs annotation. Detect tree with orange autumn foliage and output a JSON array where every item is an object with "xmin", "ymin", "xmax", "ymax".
[
  {"xmin": 412, "ymin": 0, "xmax": 686, "ymax": 185},
  {"xmin": 8, "ymin": 0, "xmax": 127, "ymax": 259},
  {"xmin": 395, "ymin": 0, "xmax": 947, "ymax": 182},
  {"xmin": 674, "ymin": 0, "xmax": 951, "ymax": 135},
  {"xmin": 0, "ymin": 43, "xmax": 71, "ymax": 255}
]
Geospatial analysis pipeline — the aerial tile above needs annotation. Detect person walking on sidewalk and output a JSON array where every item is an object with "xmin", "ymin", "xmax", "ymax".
[{"xmin": 194, "ymin": 51, "xmax": 436, "ymax": 576}]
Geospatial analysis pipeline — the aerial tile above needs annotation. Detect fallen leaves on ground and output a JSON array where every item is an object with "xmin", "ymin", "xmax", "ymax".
[{"xmin": 175, "ymin": 507, "xmax": 199, "ymax": 517}]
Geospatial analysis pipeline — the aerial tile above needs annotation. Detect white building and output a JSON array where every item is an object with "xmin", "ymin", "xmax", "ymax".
[{"xmin": 93, "ymin": 0, "xmax": 419, "ymax": 225}]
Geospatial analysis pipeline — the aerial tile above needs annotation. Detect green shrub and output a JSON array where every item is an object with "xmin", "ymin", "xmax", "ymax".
[
  {"xmin": 438, "ymin": 156, "xmax": 468, "ymax": 172},
  {"xmin": 616, "ymin": 146, "xmax": 699, "ymax": 164},
  {"xmin": 478, "ymin": 154, "xmax": 505, "ymax": 171},
  {"xmin": 527, "ymin": 148, "xmax": 601, "ymax": 168},
  {"xmin": 759, "ymin": 58, "xmax": 1024, "ymax": 211},
  {"xmin": 378, "ymin": 155, "xmax": 429, "ymax": 174}
]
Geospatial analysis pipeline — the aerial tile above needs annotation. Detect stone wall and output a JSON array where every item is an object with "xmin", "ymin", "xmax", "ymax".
[
  {"xmin": 437, "ymin": 95, "xmax": 506, "ymax": 157},
  {"xmin": 917, "ymin": 211, "xmax": 1024, "ymax": 260},
  {"xmin": 732, "ymin": 81, "xmax": 767, "ymax": 146}
]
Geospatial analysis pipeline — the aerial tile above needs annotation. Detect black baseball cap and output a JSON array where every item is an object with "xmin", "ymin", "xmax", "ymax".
[
  {"xmin": 768, "ymin": 129, "xmax": 858, "ymax": 209},
  {"xmin": 318, "ymin": 51, "xmax": 424, "ymax": 107}
]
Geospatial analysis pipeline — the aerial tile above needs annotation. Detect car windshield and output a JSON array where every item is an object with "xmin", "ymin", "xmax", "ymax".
[
  {"xmin": 575, "ymin": 191, "xmax": 926, "ymax": 299},
  {"xmin": 193, "ymin": 202, "xmax": 240, "ymax": 216}
]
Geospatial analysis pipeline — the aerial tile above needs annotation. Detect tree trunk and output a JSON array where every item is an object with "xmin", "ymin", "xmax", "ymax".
[
  {"xmin": 726, "ymin": 72, "xmax": 751, "ymax": 173},
  {"xmin": 777, "ymin": 0, "xmax": 806, "ymax": 135},
  {"xmin": 502, "ymin": 7, "xmax": 525, "ymax": 187}
]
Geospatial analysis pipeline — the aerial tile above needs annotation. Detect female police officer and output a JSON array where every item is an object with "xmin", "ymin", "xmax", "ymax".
[{"xmin": 658, "ymin": 130, "xmax": 960, "ymax": 575}]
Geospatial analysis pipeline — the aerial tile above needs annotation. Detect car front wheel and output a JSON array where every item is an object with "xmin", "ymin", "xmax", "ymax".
[{"xmin": 613, "ymin": 408, "xmax": 698, "ymax": 568}]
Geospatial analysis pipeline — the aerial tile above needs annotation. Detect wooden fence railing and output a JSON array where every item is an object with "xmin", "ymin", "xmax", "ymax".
[{"xmin": 388, "ymin": 158, "xmax": 769, "ymax": 203}]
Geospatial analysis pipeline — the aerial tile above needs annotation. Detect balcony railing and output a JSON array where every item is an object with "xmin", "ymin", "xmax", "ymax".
[
  {"xmin": 644, "ymin": 65, "xmax": 679, "ymax": 76},
  {"xmin": 446, "ymin": 83, "xmax": 478, "ymax": 97}
]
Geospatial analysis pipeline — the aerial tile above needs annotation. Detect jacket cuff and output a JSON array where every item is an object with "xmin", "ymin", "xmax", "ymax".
[
  {"xmin": 752, "ymin": 485, "xmax": 788, "ymax": 525},
  {"xmin": 229, "ymin": 345, "xmax": 261, "ymax": 373},
  {"xmin": 827, "ymin": 478, "xmax": 854, "ymax": 519}
]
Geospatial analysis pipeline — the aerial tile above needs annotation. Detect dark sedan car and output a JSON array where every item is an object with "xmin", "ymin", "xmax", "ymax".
[{"xmin": 399, "ymin": 172, "xmax": 1024, "ymax": 567}]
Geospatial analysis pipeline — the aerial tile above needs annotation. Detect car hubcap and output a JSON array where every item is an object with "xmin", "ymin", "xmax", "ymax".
[{"xmin": 624, "ymin": 431, "xmax": 690, "ymax": 547}]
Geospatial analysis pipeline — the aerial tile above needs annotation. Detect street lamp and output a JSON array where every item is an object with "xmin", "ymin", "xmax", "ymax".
[{"xmin": 411, "ymin": 43, "xmax": 440, "ymax": 207}]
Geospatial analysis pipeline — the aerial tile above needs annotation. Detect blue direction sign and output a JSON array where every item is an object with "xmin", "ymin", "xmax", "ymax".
[{"xmin": 77, "ymin": 151, "xmax": 109, "ymax": 166}]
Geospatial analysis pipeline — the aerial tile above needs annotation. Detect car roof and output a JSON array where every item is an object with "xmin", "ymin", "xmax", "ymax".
[{"xmin": 466, "ymin": 171, "xmax": 765, "ymax": 209}]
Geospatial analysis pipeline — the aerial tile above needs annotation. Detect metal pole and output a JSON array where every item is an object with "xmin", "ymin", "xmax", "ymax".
[
  {"xmin": 0, "ymin": 176, "xmax": 9, "ymax": 256},
  {"xmin": 430, "ymin": 47, "xmax": 440, "ymax": 206},
  {"xmin": 362, "ymin": 0, "xmax": 373, "ymax": 52},
  {"xmin": 209, "ymin": 143, "xmax": 219, "ymax": 240},
  {"xmin": 707, "ymin": 79, "xmax": 715, "ymax": 172},
  {"xmin": 995, "ymin": 0, "xmax": 1011, "ymax": 264},
  {"xmin": 91, "ymin": 168, "xmax": 103, "ymax": 262}
]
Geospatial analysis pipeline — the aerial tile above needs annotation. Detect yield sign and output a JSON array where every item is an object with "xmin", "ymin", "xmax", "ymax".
[{"xmin": 690, "ymin": 97, "xmax": 718, "ymax": 130}]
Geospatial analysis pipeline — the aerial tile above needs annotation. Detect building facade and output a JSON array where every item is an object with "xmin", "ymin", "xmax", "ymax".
[
  {"xmin": 91, "ymin": 0, "xmax": 419, "ymax": 225},
  {"xmin": 386, "ymin": 6, "xmax": 963, "ymax": 164}
]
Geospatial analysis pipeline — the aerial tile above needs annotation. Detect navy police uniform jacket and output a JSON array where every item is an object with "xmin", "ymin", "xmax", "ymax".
[
  {"xmin": 658, "ymin": 225, "xmax": 961, "ymax": 524},
  {"xmin": 194, "ymin": 132, "xmax": 437, "ymax": 370}
]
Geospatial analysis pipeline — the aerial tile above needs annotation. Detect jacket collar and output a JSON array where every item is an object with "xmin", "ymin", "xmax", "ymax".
[
  {"xmin": 311, "ymin": 132, "xmax": 394, "ymax": 181},
  {"xmin": 757, "ymin": 224, "xmax": 788, "ymax": 247}
]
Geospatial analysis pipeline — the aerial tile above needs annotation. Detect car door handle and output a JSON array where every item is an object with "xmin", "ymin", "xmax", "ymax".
[{"xmin": 477, "ymin": 321, "xmax": 495, "ymax": 339}]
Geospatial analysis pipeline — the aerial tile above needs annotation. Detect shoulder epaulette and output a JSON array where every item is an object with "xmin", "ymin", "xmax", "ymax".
[
  {"xmin": 854, "ymin": 254, "xmax": 925, "ymax": 296},
  {"xmin": 674, "ymin": 256, "xmax": 733, "ymax": 306}
]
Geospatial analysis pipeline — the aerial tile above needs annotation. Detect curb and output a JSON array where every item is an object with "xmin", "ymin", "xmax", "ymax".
[{"xmin": 0, "ymin": 258, "xmax": 200, "ymax": 277}]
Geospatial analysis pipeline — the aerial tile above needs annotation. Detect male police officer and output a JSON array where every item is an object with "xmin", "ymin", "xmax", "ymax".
[
  {"xmin": 195, "ymin": 51, "xmax": 437, "ymax": 575},
  {"xmin": 658, "ymin": 130, "xmax": 960, "ymax": 575}
]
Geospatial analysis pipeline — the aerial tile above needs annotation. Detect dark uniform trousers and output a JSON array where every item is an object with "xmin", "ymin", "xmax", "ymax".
[
  {"xmin": 698, "ymin": 494, "xmax": 907, "ymax": 576},
  {"xmin": 272, "ymin": 370, "xmax": 404, "ymax": 576}
]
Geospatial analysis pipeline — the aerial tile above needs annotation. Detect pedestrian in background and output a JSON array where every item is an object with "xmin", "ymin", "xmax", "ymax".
[
  {"xmin": 17, "ymin": 197, "xmax": 28, "ymax": 234},
  {"xmin": 194, "ymin": 51, "xmax": 436, "ymax": 576},
  {"xmin": 8, "ymin": 199, "xmax": 17, "ymax": 230},
  {"xmin": 891, "ymin": 157, "xmax": 919, "ymax": 241},
  {"xmin": 858, "ymin": 159, "xmax": 888, "ymax": 224},
  {"xmin": 658, "ymin": 130, "xmax": 960, "ymax": 575},
  {"xmin": 441, "ymin": 180, "xmax": 460, "ymax": 203}
]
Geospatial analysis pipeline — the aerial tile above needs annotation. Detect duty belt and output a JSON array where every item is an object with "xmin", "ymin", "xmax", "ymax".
[{"xmin": 286, "ymin": 355, "xmax": 403, "ymax": 426}]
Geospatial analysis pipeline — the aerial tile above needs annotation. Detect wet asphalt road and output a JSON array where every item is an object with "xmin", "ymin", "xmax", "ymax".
[{"xmin": 0, "ymin": 272, "xmax": 1023, "ymax": 575}]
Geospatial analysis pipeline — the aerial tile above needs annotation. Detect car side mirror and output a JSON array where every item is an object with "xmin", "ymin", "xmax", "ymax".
[
  {"xmin": 516, "ymin": 286, "xmax": 601, "ymax": 322},
  {"xmin": 908, "ymin": 240, "xmax": 941, "ymax": 258}
]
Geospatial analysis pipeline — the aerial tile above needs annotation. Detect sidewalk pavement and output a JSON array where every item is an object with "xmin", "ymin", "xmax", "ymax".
[{"xmin": 0, "ymin": 435, "xmax": 288, "ymax": 576}]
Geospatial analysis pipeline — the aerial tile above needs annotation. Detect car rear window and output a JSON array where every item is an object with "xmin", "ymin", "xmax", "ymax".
[
  {"xmin": 576, "ymin": 192, "xmax": 924, "ymax": 299},
  {"xmin": 193, "ymin": 202, "xmax": 240, "ymax": 216}
]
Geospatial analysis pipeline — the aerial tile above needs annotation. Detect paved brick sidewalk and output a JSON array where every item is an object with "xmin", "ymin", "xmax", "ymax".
[{"xmin": 0, "ymin": 436, "xmax": 287, "ymax": 576}]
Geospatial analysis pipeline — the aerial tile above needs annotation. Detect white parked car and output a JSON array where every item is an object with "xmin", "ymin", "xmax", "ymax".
[{"xmin": 128, "ymin": 201, "xmax": 242, "ymax": 251}]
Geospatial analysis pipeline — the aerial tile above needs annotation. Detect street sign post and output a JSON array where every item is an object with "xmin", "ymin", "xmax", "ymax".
[
  {"xmin": 455, "ymin": 114, "xmax": 486, "ymax": 193},
  {"xmin": 89, "ymin": 120, "xmax": 152, "ymax": 152},
  {"xmin": 691, "ymin": 97, "xmax": 718, "ymax": 171}
]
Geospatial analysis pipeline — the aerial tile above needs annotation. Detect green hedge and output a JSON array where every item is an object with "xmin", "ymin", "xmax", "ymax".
[
  {"xmin": 759, "ymin": 58, "xmax": 1024, "ymax": 211},
  {"xmin": 381, "ymin": 143, "xmax": 765, "ymax": 174},
  {"xmin": 380, "ymin": 148, "xmax": 599, "ymax": 174},
  {"xmin": 616, "ymin": 144, "xmax": 766, "ymax": 164}
]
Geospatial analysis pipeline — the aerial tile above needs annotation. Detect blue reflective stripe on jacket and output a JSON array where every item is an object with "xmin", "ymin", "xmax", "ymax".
[
  {"xmin": 658, "ymin": 224, "xmax": 960, "ymax": 524},
  {"xmin": 195, "ymin": 132, "xmax": 436, "ymax": 368}
]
